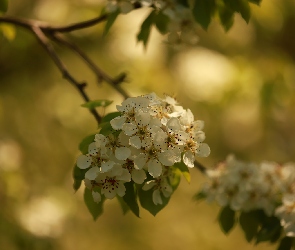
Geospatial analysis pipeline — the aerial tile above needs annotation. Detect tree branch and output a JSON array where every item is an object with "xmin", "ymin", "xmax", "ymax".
[
  {"xmin": 31, "ymin": 26, "xmax": 102, "ymax": 124},
  {"xmin": 194, "ymin": 160, "xmax": 207, "ymax": 174}
]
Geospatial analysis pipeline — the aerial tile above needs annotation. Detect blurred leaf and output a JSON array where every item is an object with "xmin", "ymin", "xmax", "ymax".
[
  {"xmin": 277, "ymin": 237, "xmax": 293, "ymax": 250},
  {"xmin": 218, "ymin": 5, "xmax": 234, "ymax": 31},
  {"xmin": 84, "ymin": 188, "xmax": 105, "ymax": 220},
  {"xmin": 248, "ymin": 0, "xmax": 262, "ymax": 5},
  {"xmin": 79, "ymin": 134, "xmax": 95, "ymax": 154},
  {"xmin": 193, "ymin": 190, "xmax": 207, "ymax": 201},
  {"xmin": 138, "ymin": 171, "xmax": 181, "ymax": 216},
  {"xmin": 0, "ymin": 0, "xmax": 8, "ymax": 13},
  {"xmin": 177, "ymin": 0, "xmax": 189, "ymax": 7},
  {"xmin": 239, "ymin": 211, "xmax": 260, "ymax": 242},
  {"xmin": 0, "ymin": 24, "xmax": 16, "ymax": 40},
  {"xmin": 218, "ymin": 206, "xmax": 236, "ymax": 234},
  {"xmin": 192, "ymin": 0, "xmax": 215, "ymax": 30},
  {"xmin": 101, "ymin": 111, "xmax": 121, "ymax": 123},
  {"xmin": 154, "ymin": 12, "xmax": 170, "ymax": 35},
  {"xmin": 137, "ymin": 10, "xmax": 156, "ymax": 48},
  {"xmin": 81, "ymin": 99, "xmax": 113, "ymax": 109},
  {"xmin": 255, "ymin": 216, "xmax": 281, "ymax": 244},
  {"xmin": 174, "ymin": 161, "xmax": 191, "ymax": 183},
  {"xmin": 223, "ymin": 0, "xmax": 251, "ymax": 23},
  {"xmin": 72, "ymin": 164, "xmax": 88, "ymax": 191},
  {"xmin": 99, "ymin": 122, "xmax": 115, "ymax": 136},
  {"xmin": 103, "ymin": 9, "xmax": 120, "ymax": 36},
  {"xmin": 116, "ymin": 196, "xmax": 130, "ymax": 215},
  {"xmin": 123, "ymin": 182, "xmax": 140, "ymax": 217}
]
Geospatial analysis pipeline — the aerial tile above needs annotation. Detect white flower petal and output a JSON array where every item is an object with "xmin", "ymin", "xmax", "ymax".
[
  {"xmin": 183, "ymin": 151, "xmax": 195, "ymax": 168},
  {"xmin": 134, "ymin": 153, "xmax": 148, "ymax": 169},
  {"xmin": 92, "ymin": 191, "xmax": 101, "ymax": 203},
  {"xmin": 88, "ymin": 142, "xmax": 98, "ymax": 155},
  {"xmin": 101, "ymin": 161, "xmax": 115, "ymax": 172},
  {"xmin": 167, "ymin": 117, "xmax": 181, "ymax": 131},
  {"xmin": 196, "ymin": 143, "xmax": 210, "ymax": 157},
  {"xmin": 77, "ymin": 155, "xmax": 92, "ymax": 169},
  {"xmin": 152, "ymin": 189, "xmax": 162, "ymax": 205},
  {"xmin": 122, "ymin": 123, "xmax": 137, "ymax": 136},
  {"xmin": 95, "ymin": 134, "xmax": 108, "ymax": 148},
  {"xmin": 131, "ymin": 169, "xmax": 146, "ymax": 184},
  {"xmin": 103, "ymin": 188, "xmax": 117, "ymax": 199},
  {"xmin": 129, "ymin": 135, "xmax": 142, "ymax": 149},
  {"xmin": 117, "ymin": 169, "xmax": 131, "ymax": 182},
  {"xmin": 158, "ymin": 151, "xmax": 175, "ymax": 166},
  {"xmin": 115, "ymin": 147, "xmax": 131, "ymax": 160},
  {"xmin": 116, "ymin": 182, "xmax": 126, "ymax": 197},
  {"xmin": 85, "ymin": 167, "xmax": 100, "ymax": 180},
  {"xmin": 135, "ymin": 112, "xmax": 150, "ymax": 126},
  {"xmin": 118, "ymin": 132, "xmax": 130, "ymax": 147},
  {"xmin": 193, "ymin": 131, "xmax": 206, "ymax": 143},
  {"xmin": 110, "ymin": 116, "xmax": 126, "ymax": 130},
  {"xmin": 148, "ymin": 159, "xmax": 162, "ymax": 177},
  {"xmin": 142, "ymin": 180, "xmax": 156, "ymax": 190}
]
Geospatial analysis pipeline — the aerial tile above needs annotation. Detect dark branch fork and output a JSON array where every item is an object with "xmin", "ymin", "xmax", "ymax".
[{"xmin": 0, "ymin": 14, "xmax": 207, "ymax": 172}]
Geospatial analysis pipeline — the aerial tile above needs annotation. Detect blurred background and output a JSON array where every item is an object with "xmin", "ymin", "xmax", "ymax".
[{"xmin": 1, "ymin": 0, "xmax": 295, "ymax": 249}]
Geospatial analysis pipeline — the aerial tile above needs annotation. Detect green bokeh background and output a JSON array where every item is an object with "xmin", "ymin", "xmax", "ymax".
[{"xmin": 1, "ymin": 0, "xmax": 295, "ymax": 249}]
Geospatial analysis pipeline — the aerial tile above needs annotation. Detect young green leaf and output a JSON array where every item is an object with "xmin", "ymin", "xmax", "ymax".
[
  {"xmin": 174, "ymin": 161, "xmax": 191, "ymax": 183},
  {"xmin": 223, "ymin": 0, "xmax": 251, "ymax": 23},
  {"xmin": 99, "ymin": 122, "xmax": 115, "ymax": 136},
  {"xmin": 176, "ymin": 0, "xmax": 189, "ymax": 7},
  {"xmin": 277, "ymin": 237, "xmax": 293, "ymax": 250},
  {"xmin": 239, "ymin": 211, "xmax": 260, "ymax": 242},
  {"xmin": 72, "ymin": 164, "xmax": 88, "ymax": 191},
  {"xmin": 218, "ymin": 5, "xmax": 235, "ymax": 31},
  {"xmin": 103, "ymin": 9, "xmax": 120, "ymax": 36},
  {"xmin": 154, "ymin": 12, "xmax": 170, "ymax": 35},
  {"xmin": 137, "ymin": 10, "xmax": 156, "ymax": 47},
  {"xmin": 101, "ymin": 111, "xmax": 121, "ymax": 123},
  {"xmin": 255, "ymin": 216, "xmax": 281, "ymax": 244},
  {"xmin": 122, "ymin": 182, "xmax": 140, "ymax": 217},
  {"xmin": 79, "ymin": 134, "xmax": 95, "ymax": 154},
  {"xmin": 81, "ymin": 99, "xmax": 113, "ymax": 109},
  {"xmin": 84, "ymin": 188, "xmax": 105, "ymax": 220},
  {"xmin": 0, "ymin": 0, "xmax": 8, "ymax": 13},
  {"xmin": 192, "ymin": 0, "xmax": 215, "ymax": 30},
  {"xmin": 218, "ymin": 206, "xmax": 236, "ymax": 234},
  {"xmin": 116, "ymin": 196, "xmax": 130, "ymax": 215}
]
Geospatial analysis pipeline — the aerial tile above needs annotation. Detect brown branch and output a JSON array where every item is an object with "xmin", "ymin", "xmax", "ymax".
[
  {"xmin": 48, "ymin": 33, "xmax": 129, "ymax": 99},
  {"xmin": 31, "ymin": 26, "xmax": 102, "ymax": 124}
]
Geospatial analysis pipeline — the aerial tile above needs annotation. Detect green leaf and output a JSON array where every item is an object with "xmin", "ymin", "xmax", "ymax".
[
  {"xmin": 255, "ymin": 216, "xmax": 281, "ymax": 244},
  {"xmin": 174, "ymin": 161, "xmax": 190, "ymax": 183},
  {"xmin": 193, "ymin": 190, "xmax": 207, "ymax": 201},
  {"xmin": 0, "ymin": 24, "xmax": 16, "ymax": 40},
  {"xmin": 223, "ymin": 0, "xmax": 251, "ymax": 23},
  {"xmin": 154, "ymin": 12, "xmax": 170, "ymax": 35},
  {"xmin": 176, "ymin": 0, "xmax": 189, "ymax": 7},
  {"xmin": 218, "ymin": 5, "xmax": 235, "ymax": 31},
  {"xmin": 101, "ymin": 112, "xmax": 121, "ymax": 123},
  {"xmin": 99, "ymin": 122, "xmax": 115, "ymax": 136},
  {"xmin": 123, "ymin": 182, "xmax": 140, "ymax": 217},
  {"xmin": 192, "ymin": 0, "xmax": 215, "ymax": 30},
  {"xmin": 116, "ymin": 196, "xmax": 130, "ymax": 215},
  {"xmin": 218, "ymin": 206, "xmax": 236, "ymax": 234},
  {"xmin": 137, "ymin": 10, "xmax": 156, "ymax": 47},
  {"xmin": 79, "ymin": 134, "xmax": 95, "ymax": 154},
  {"xmin": 138, "ymin": 171, "xmax": 181, "ymax": 216},
  {"xmin": 84, "ymin": 188, "xmax": 105, "ymax": 220},
  {"xmin": 72, "ymin": 164, "xmax": 88, "ymax": 191},
  {"xmin": 277, "ymin": 237, "xmax": 293, "ymax": 250},
  {"xmin": 81, "ymin": 99, "xmax": 113, "ymax": 109},
  {"xmin": 103, "ymin": 9, "xmax": 120, "ymax": 36},
  {"xmin": 248, "ymin": 0, "xmax": 262, "ymax": 5},
  {"xmin": 0, "ymin": 0, "xmax": 8, "ymax": 13},
  {"xmin": 239, "ymin": 211, "xmax": 260, "ymax": 242}
]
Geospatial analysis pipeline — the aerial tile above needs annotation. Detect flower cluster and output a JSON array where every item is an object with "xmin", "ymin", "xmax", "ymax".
[
  {"xmin": 105, "ymin": 0, "xmax": 199, "ymax": 45},
  {"xmin": 202, "ymin": 155, "xmax": 295, "ymax": 237},
  {"xmin": 77, "ymin": 93, "xmax": 210, "ymax": 205}
]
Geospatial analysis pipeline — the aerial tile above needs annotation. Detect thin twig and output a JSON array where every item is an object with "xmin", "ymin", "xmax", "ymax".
[
  {"xmin": 194, "ymin": 160, "xmax": 207, "ymax": 174},
  {"xmin": 31, "ymin": 26, "xmax": 102, "ymax": 124},
  {"xmin": 49, "ymin": 33, "xmax": 130, "ymax": 99}
]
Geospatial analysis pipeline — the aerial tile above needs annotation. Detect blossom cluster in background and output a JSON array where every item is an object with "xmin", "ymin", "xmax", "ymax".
[
  {"xmin": 105, "ymin": 0, "xmax": 199, "ymax": 45},
  {"xmin": 77, "ymin": 93, "xmax": 210, "ymax": 205},
  {"xmin": 202, "ymin": 155, "xmax": 295, "ymax": 237}
]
